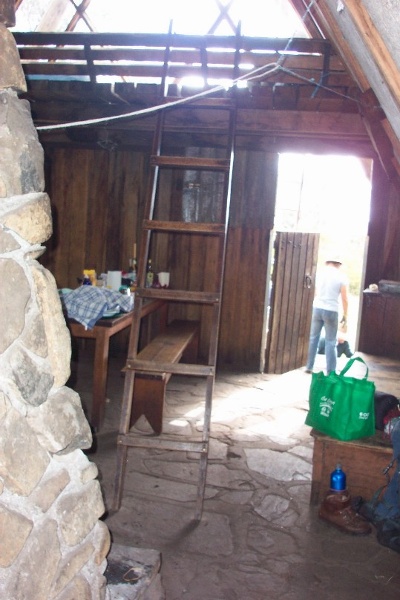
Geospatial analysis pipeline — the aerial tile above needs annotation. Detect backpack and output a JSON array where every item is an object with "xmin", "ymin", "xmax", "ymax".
[
  {"xmin": 374, "ymin": 391, "xmax": 399, "ymax": 431},
  {"xmin": 360, "ymin": 417, "xmax": 400, "ymax": 552}
]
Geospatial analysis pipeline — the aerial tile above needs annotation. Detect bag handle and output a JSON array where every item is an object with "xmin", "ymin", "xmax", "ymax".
[{"xmin": 339, "ymin": 356, "xmax": 369, "ymax": 380}]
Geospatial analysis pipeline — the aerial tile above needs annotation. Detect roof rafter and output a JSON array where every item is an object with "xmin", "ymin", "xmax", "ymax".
[
  {"xmin": 66, "ymin": 0, "xmax": 94, "ymax": 31},
  {"xmin": 37, "ymin": 0, "xmax": 69, "ymax": 31}
]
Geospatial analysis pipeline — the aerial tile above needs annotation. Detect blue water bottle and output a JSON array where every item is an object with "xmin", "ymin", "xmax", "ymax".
[{"xmin": 330, "ymin": 463, "xmax": 346, "ymax": 491}]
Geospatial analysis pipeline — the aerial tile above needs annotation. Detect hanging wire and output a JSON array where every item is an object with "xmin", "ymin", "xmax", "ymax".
[{"xmin": 36, "ymin": 61, "xmax": 281, "ymax": 131}]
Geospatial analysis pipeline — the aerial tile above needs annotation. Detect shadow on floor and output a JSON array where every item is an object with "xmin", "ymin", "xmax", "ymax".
[{"xmin": 73, "ymin": 348, "xmax": 400, "ymax": 600}]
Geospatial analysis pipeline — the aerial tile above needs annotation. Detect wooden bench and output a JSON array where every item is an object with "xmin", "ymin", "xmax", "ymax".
[
  {"xmin": 129, "ymin": 319, "xmax": 200, "ymax": 434},
  {"xmin": 310, "ymin": 429, "xmax": 393, "ymax": 505}
]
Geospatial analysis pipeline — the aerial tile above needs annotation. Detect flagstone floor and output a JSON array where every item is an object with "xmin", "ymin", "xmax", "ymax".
[{"xmin": 70, "ymin": 343, "xmax": 400, "ymax": 600}]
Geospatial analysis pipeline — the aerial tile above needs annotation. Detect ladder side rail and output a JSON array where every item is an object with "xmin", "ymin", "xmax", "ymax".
[
  {"xmin": 113, "ymin": 107, "xmax": 168, "ymax": 512},
  {"xmin": 124, "ymin": 107, "xmax": 169, "ymax": 391},
  {"xmin": 207, "ymin": 104, "xmax": 237, "ymax": 367},
  {"xmin": 126, "ymin": 110, "xmax": 164, "ymax": 363},
  {"xmin": 113, "ymin": 366, "xmax": 137, "ymax": 510},
  {"xmin": 195, "ymin": 103, "xmax": 237, "ymax": 518},
  {"xmin": 232, "ymin": 23, "xmax": 242, "ymax": 87},
  {"xmin": 195, "ymin": 373, "xmax": 215, "ymax": 519},
  {"xmin": 136, "ymin": 107, "xmax": 166, "ymax": 293},
  {"xmin": 113, "ymin": 438, "xmax": 128, "ymax": 511},
  {"xmin": 160, "ymin": 22, "xmax": 173, "ymax": 97}
]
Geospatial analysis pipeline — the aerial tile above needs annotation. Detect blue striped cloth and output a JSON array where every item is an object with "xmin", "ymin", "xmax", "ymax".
[{"xmin": 60, "ymin": 286, "xmax": 134, "ymax": 329}]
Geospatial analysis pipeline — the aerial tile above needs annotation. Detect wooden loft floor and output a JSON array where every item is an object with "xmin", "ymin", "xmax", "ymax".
[
  {"xmin": 13, "ymin": 31, "xmax": 370, "ymax": 156},
  {"xmin": 14, "ymin": 31, "xmax": 361, "ymax": 118}
]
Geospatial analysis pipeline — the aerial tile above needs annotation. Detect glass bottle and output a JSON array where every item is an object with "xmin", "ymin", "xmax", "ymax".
[
  {"xmin": 182, "ymin": 181, "xmax": 201, "ymax": 222},
  {"xmin": 330, "ymin": 463, "xmax": 346, "ymax": 491},
  {"xmin": 130, "ymin": 259, "xmax": 137, "ymax": 292},
  {"xmin": 130, "ymin": 258, "xmax": 137, "ymax": 282},
  {"xmin": 146, "ymin": 259, "xmax": 154, "ymax": 288}
]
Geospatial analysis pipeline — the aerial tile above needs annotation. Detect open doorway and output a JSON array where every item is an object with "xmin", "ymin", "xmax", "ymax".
[{"xmin": 274, "ymin": 152, "xmax": 373, "ymax": 358}]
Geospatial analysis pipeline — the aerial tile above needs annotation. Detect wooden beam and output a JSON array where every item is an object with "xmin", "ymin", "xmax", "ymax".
[
  {"xmin": 382, "ymin": 120, "xmax": 400, "ymax": 175},
  {"xmin": 343, "ymin": 0, "xmax": 400, "ymax": 113},
  {"xmin": 208, "ymin": 0, "xmax": 236, "ymax": 35},
  {"xmin": 308, "ymin": 0, "xmax": 400, "ymax": 153},
  {"xmin": 359, "ymin": 88, "xmax": 400, "ymax": 182},
  {"xmin": 66, "ymin": 0, "xmax": 94, "ymax": 32},
  {"xmin": 12, "ymin": 31, "xmax": 336, "ymax": 54},
  {"xmin": 288, "ymin": 0, "xmax": 324, "ymax": 38},
  {"xmin": 305, "ymin": 0, "xmax": 370, "ymax": 91},
  {"xmin": 27, "ymin": 92, "xmax": 367, "ymax": 138},
  {"xmin": 34, "ymin": 106, "xmax": 370, "ymax": 151},
  {"xmin": 16, "ymin": 46, "xmax": 347, "ymax": 72},
  {"xmin": 37, "ymin": 0, "xmax": 70, "ymax": 31}
]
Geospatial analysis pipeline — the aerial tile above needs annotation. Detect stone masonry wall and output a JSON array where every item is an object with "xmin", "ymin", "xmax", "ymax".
[{"xmin": 0, "ymin": 21, "xmax": 111, "ymax": 600}]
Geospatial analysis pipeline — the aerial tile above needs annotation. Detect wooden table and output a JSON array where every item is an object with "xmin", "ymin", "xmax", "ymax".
[{"xmin": 68, "ymin": 299, "xmax": 166, "ymax": 430}]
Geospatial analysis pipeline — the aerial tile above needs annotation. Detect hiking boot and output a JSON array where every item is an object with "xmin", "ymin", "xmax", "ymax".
[
  {"xmin": 337, "ymin": 341, "xmax": 353, "ymax": 358},
  {"xmin": 358, "ymin": 500, "xmax": 378, "ymax": 524},
  {"xmin": 376, "ymin": 520, "xmax": 400, "ymax": 553},
  {"xmin": 319, "ymin": 490, "xmax": 372, "ymax": 535}
]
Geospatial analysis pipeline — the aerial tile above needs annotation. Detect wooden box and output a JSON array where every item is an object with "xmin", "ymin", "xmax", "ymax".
[{"xmin": 310, "ymin": 429, "xmax": 393, "ymax": 505}]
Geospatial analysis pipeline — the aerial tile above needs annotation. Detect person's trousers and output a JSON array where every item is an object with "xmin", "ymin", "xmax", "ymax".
[{"xmin": 306, "ymin": 307, "xmax": 338, "ymax": 373}]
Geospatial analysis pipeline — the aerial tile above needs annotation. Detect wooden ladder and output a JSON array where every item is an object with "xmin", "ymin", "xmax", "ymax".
[{"xmin": 112, "ymin": 96, "xmax": 236, "ymax": 520}]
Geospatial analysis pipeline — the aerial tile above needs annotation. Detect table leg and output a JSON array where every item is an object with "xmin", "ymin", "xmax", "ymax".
[{"xmin": 91, "ymin": 328, "xmax": 111, "ymax": 431}]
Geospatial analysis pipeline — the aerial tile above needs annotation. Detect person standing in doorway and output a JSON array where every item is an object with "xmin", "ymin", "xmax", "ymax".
[{"xmin": 306, "ymin": 257, "xmax": 349, "ymax": 374}]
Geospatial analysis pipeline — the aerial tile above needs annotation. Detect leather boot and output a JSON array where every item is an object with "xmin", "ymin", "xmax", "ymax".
[
  {"xmin": 319, "ymin": 490, "xmax": 372, "ymax": 535},
  {"xmin": 336, "ymin": 341, "xmax": 353, "ymax": 358}
]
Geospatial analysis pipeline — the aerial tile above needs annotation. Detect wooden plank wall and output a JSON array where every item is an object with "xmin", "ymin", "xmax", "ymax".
[
  {"xmin": 358, "ymin": 159, "xmax": 400, "ymax": 353},
  {"xmin": 43, "ymin": 147, "xmax": 148, "ymax": 285},
  {"xmin": 40, "ymin": 133, "xmax": 400, "ymax": 368},
  {"xmin": 40, "ymin": 142, "xmax": 277, "ymax": 369},
  {"xmin": 364, "ymin": 159, "xmax": 400, "ymax": 285},
  {"xmin": 219, "ymin": 150, "xmax": 277, "ymax": 369}
]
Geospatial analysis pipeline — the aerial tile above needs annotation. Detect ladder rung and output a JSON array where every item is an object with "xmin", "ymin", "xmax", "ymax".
[
  {"xmin": 151, "ymin": 156, "xmax": 230, "ymax": 171},
  {"xmin": 136, "ymin": 288, "xmax": 221, "ymax": 304},
  {"xmin": 117, "ymin": 434, "xmax": 207, "ymax": 453},
  {"xmin": 126, "ymin": 360, "xmax": 214, "ymax": 376},
  {"xmin": 143, "ymin": 219, "xmax": 225, "ymax": 235}
]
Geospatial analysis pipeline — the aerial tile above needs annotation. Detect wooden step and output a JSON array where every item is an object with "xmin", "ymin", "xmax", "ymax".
[
  {"xmin": 143, "ymin": 219, "xmax": 226, "ymax": 235},
  {"xmin": 150, "ymin": 155, "xmax": 231, "ymax": 170},
  {"xmin": 125, "ymin": 359, "xmax": 214, "ymax": 377},
  {"xmin": 117, "ymin": 434, "xmax": 207, "ymax": 453},
  {"xmin": 135, "ymin": 288, "xmax": 221, "ymax": 304}
]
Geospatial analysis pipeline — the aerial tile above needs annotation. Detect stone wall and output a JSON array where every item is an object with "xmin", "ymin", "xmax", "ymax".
[{"xmin": 0, "ymin": 20, "xmax": 111, "ymax": 600}]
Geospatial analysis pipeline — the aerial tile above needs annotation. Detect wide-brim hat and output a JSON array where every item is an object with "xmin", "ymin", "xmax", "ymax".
[{"xmin": 325, "ymin": 256, "xmax": 342, "ymax": 264}]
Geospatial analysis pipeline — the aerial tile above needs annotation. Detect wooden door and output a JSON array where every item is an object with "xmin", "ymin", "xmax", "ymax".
[{"xmin": 265, "ymin": 231, "xmax": 319, "ymax": 374}]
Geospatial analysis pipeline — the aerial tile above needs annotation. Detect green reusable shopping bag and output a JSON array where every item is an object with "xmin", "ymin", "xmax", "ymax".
[{"xmin": 305, "ymin": 356, "xmax": 376, "ymax": 441}]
